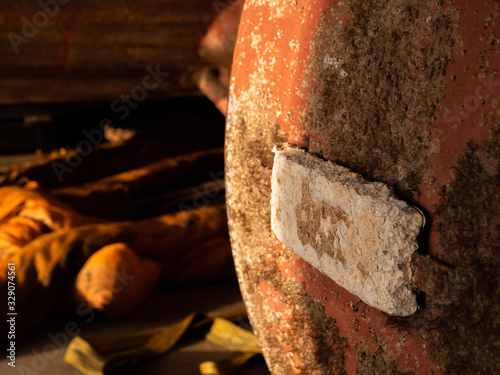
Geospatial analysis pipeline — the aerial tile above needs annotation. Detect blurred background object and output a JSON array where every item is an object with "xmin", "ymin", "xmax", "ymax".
[
  {"xmin": 0, "ymin": 1, "xmax": 270, "ymax": 374},
  {"xmin": 0, "ymin": 0, "xmax": 216, "ymax": 103}
]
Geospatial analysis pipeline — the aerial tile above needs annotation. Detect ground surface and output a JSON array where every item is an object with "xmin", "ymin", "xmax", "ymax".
[{"xmin": 1, "ymin": 282, "xmax": 270, "ymax": 375}]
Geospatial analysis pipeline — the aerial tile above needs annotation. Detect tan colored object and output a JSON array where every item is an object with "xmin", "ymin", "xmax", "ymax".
[
  {"xmin": 0, "ymin": 186, "xmax": 98, "ymax": 264},
  {"xmin": 0, "ymin": 186, "xmax": 97, "ymax": 231},
  {"xmin": 0, "ymin": 216, "xmax": 48, "ymax": 250},
  {"xmin": 271, "ymin": 147, "xmax": 425, "ymax": 316},
  {"xmin": 0, "ymin": 205, "xmax": 228, "ymax": 334},
  {"xmin": 74, "ymin": 243, "xmax": 161, "ymax": 319}
]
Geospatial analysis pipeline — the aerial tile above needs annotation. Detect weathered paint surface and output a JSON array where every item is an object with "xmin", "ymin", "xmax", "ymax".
[{"xmin": 226, "ymin": 0, "xmax": 499, "ymax": 374}]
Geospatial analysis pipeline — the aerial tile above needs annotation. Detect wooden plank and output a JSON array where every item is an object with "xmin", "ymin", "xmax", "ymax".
[{"xmin": 0, "ymin": 0, "xmax": 219, "ymax": 103}]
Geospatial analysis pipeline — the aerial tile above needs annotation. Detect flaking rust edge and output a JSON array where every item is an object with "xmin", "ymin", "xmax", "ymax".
[
  {"xmin": 226, "ymin": 0, "xmax": 499, "ymax": 374},
  {"xmin": 270, "ymin": 146, "xmax": 424, "ymax": 317}
]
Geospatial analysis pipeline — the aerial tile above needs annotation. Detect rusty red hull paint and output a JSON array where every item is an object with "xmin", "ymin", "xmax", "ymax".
[
  {"xmin": 226, "ymin": 0, "xmax": 499, "ymax": 373},
  {"xmin": 270, "ymin": 236, "xmax": 434, "ymax": 374}
]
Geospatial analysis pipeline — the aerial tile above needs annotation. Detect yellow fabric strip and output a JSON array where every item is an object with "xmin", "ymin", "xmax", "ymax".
[
  {"xmin": 64, "ymin": 313, "xmax": 262, "ymax": 375},
  {"xmin": 205, "ymin": 318, "xmax": 261, "ymax": 354}
]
